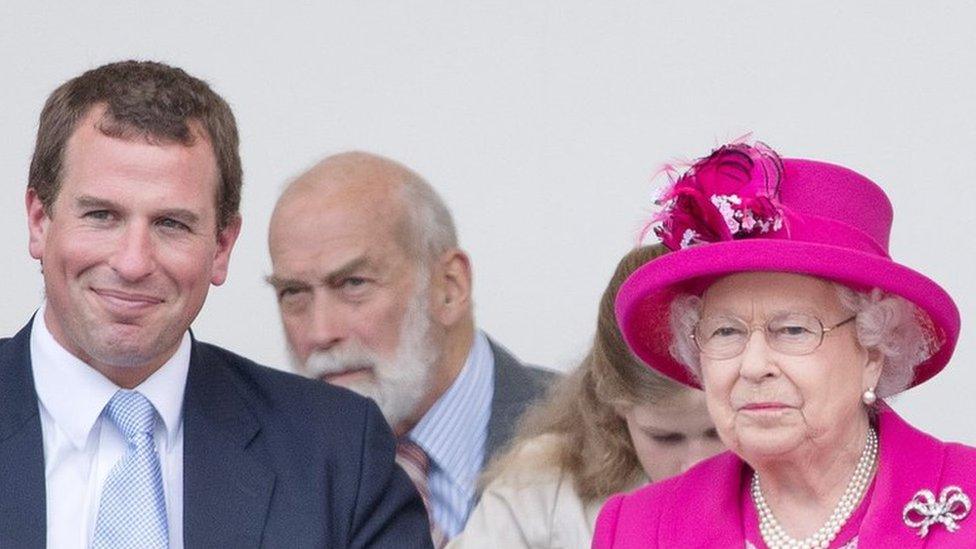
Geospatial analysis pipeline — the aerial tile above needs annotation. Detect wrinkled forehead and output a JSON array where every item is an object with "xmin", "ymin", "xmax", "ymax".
[
  {"xmin": 278, "ymin": 180, "xmax": 404, "ymax": 236},
  {"xmin": 270, "ymin": 188, "xmax": 417, "ymax": 277},
  {"xmin": 700, "ymin": 272, "xmax": 843, "ymax": 316}
]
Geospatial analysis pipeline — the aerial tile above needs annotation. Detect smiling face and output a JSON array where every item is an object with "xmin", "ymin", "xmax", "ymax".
[
  {"xmin": 697, "ymin": 272, "xmax": 881, "ymax": 464},
  {"xmin": 620, "ymin": 386, "xmax": 724, "ymax": 481},
  {"xmin": 27, "ymin": 107, "xmax": 240, "ymax": 387}
]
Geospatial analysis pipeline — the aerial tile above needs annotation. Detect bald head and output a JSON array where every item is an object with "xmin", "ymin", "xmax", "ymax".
[
  {"xmin": 271, "ymin": 151, "xmax": 456, "ymax": 263},
  {"xmin": 284, "ymin": 151, "xmax": 416, "ymax": 193}
]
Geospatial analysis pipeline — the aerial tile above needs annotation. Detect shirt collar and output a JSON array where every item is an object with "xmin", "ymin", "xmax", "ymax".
[
  {"xmin": 30, "ymin": 302, "xmax": 191, "ymax": 449},
  {"xmin": 408, "ymin": 331, "xmax": 495, "ymax": 488}
]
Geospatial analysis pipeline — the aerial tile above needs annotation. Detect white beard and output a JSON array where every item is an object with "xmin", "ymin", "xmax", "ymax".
[{"xmin": 294, "ymin": 283, "xmax": 438, "ymax": 429}]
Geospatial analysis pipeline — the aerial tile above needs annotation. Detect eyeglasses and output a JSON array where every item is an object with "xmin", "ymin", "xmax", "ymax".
[{"xmin": 691, "ymin": 313, "xmax": 856, "ymax": 360}]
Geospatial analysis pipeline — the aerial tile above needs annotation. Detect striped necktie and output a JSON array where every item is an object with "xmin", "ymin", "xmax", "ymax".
[
  {"xmin": 396, "ymin": 439, "xmax": 449, "ymax": 548},
  {"xmin": 91, "ymin": 390, "xmax": 169, "ymax": 549}
]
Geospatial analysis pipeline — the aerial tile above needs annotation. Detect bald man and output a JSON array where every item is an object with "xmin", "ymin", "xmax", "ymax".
[{"xmin": 268, "ymin": 152, "xmax": 555, "ymax": 545}]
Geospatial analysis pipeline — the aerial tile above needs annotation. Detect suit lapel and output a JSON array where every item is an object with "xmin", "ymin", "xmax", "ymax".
[
  {"xmin": 859, "ymin": 405, "xmax": 945, "ymax": 546},
  {"xmin": 485, "ymin": 339, "xmax": 515, "ymax": 459},
  {"xmin": 484, "ymin": 339, "xmax": 537, "ymax": 460},
  {"xmin": 182, "ymin": 340, "xmax": 275, "ymax": 548},
  {"xmin": 0, "ymin": 322, "xmax": 47, "ymax": 549}
]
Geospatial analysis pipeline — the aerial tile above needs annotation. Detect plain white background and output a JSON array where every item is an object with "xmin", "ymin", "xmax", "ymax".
[{"xmin": 1, "ymin": 2, "xmax": 973, "ymax": 444}]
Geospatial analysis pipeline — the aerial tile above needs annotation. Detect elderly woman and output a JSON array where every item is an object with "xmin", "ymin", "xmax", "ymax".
[
  {"xmin": 593, "ymin": 142, "xmax": 975, "ymax": 548},
  {"xmin": 449, "ymin": 245, "xmax": 723, "ymax": 548}
]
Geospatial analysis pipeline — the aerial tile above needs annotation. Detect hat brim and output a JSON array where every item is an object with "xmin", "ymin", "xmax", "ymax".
[{"xmin": 616, "ymin": 239, "xmax": 960, "ymax": 390}]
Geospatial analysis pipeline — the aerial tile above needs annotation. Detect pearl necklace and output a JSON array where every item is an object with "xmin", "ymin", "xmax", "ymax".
[{"xmin": 751, "ymin": 427, "xmax": 878, "ymax": 549}]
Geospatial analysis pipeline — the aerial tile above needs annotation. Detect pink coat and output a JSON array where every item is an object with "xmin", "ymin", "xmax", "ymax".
[{"xmin": 593, "ymin": 406, "xmax": 976, "ymax": 548}]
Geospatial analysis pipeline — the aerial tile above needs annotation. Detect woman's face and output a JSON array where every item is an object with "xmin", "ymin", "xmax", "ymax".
[
  {"xmin": 697, "ymin": 272, "xmax": 882, "ymax": 463},
  {"xmin": 620, "ymin": 387, "xmax": 725, "ymax": 482}
]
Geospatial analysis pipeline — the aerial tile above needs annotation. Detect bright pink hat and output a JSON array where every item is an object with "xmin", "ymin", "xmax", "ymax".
[{"xmin": 616, "ymin": 142, "xmax": 960, "ymax": 390}]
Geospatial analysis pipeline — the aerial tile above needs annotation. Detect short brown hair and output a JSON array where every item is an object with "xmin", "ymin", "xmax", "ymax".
[{"xmin": 28, "ymin": 60, "xmax": 242, "ymax": 229}]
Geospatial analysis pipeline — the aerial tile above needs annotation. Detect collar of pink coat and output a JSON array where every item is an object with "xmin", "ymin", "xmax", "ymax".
[{"xmin": 660, "ymin": 404, "xmax": 954, "ymax": 546}]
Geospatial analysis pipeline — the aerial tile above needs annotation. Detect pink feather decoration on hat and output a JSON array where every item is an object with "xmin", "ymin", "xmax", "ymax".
[{"xmin": 647, "ymin": 141, "xmax": 787, "ymax": 250}]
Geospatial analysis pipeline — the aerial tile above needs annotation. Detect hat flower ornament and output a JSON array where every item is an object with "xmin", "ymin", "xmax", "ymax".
[{"xmin": 651, "ymin": 141, "xmax": 787, "ymax": 251}]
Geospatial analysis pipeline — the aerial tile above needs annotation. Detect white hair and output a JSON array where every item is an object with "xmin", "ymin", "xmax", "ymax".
[
  {"xmin": 296, "ymin": 275, "xmax": 439, "ymax": 427},
  {"xmin": 669, "ymin": 293, "xmax": 705, "ymax": 383},
  {"xmin": 668, "ymin": 283, "xmax": 935, "ymax": 398},
  {"xmin": 398, "ymin": 173, "xmax": 458, "ymax": 266}
]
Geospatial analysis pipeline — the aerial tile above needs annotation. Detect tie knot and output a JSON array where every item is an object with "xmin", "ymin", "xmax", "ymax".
[{"xmin": 105, "ymin": 390, "xmax": 157, "ymax": 441}]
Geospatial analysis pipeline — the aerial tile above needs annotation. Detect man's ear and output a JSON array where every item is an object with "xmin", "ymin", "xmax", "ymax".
[
  {"xmin": 429, "ymin": 248, "xmax": 472, "ymax": 327},
  {"xmin": 26, "ymin": 188, "xmax": 50, "ymax": 261},
  {"xmin": 210, "ymin": 213, "xmax": 242, "ymax": 286}
]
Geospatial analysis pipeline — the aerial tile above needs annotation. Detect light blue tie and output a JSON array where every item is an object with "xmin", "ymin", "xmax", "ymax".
[{"xmin": 91, "ymin": 390, "xmax": 169, "ymax": 549}]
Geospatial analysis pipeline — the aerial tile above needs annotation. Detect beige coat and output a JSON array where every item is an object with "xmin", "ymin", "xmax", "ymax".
[{"xmin": 448, "ymin": 435, "xmax": 646, "ymax": 549}]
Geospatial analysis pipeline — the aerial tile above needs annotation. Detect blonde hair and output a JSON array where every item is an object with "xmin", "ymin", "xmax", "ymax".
[{"xmin": 482, "ymin": 244, "xmax": 689, "ymax": 502}]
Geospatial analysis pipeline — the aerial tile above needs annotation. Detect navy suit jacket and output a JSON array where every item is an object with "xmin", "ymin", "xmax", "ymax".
[{"xmin": 0, "ymin": 321, "xmax": 433, "ymax": 548}]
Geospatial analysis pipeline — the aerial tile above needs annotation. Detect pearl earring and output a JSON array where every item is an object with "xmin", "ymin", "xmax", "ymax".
[{"xmin": 862, "ymin": 387, "xmax": 877, "ymax": 406}]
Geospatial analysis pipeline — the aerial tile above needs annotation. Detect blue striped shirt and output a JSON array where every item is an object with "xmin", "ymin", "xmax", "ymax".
[{"xmin": 408, "ymin": 331, "xmax": 494, "ymax": 538}]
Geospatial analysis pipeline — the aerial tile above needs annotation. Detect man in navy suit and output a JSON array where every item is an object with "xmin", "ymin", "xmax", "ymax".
[{"xmin": 0, "ymin": 60, "xmax": 431, "ymax": 548}]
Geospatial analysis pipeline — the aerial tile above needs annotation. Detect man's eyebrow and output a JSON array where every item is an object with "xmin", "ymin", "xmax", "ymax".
[
  {"xmin": 74, "ymin": 195, "xmax": 201, "ymax": 226},
  {"xmin": 265, "ymin": 275, "xmax": 310, "ymax": 289},
  {"xmin": 75, "ymin": 195, "xmax": 117, "ymax": 210},
  {"xmin": 325, "ymin": 257, "xmax": 372, "ymax": 285},
  {"xmin": 265, "ymin": 257, "xmax": 374, "ymax": 289}
]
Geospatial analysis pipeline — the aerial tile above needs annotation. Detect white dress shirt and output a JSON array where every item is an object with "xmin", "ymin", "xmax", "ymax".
[{"xmin": 30, "ymin": 304, "xmax": 188, "ymax": 549}]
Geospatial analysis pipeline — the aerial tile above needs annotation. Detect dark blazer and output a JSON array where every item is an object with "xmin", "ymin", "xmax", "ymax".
[
  {"xmin": 484, "ymin": 338, "xmax": 557, "ymax": 462},
  {"xmin": 0, "ymin": 321, "xmax": 433, "ymax": 549}
]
